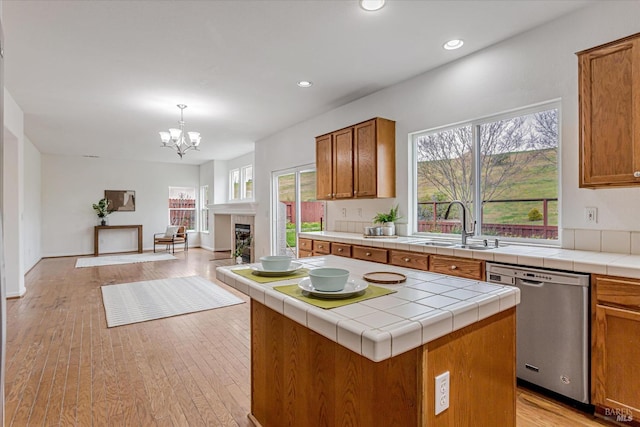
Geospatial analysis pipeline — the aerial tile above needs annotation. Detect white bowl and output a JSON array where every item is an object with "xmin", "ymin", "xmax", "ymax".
[
  {"xmin": 308, "ymin": 268, "xmax": 350, "ymax": 292},
  {"xmin": 260, "ymin": 255, "xmax": 292, "ymax": 271}
]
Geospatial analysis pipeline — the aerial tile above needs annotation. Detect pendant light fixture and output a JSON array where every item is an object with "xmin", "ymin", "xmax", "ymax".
[{"xmin": 158, "ymin": 104, "xmax": 201, "ymax": 158}]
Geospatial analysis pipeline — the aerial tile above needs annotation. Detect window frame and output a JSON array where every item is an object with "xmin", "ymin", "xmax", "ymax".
[
  {"xmin": 410, "ymin": 100, "xmax": 561, "ymax": 245},
  {"xmin": 200, "ymin": 185, "xmax": 209, "ymax": 233},
  {"xmin": 168, "ymin": 186, "xmax": 197, "ymax": 232},
  {"xmin": 242, "ymin": 165, "xmax": 253, "ymax": 200}
]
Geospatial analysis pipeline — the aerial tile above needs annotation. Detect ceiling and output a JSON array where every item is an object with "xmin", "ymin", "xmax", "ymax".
[{"xmin": 3, "ymin": 0, "xmax": 591, "ymax": 165}]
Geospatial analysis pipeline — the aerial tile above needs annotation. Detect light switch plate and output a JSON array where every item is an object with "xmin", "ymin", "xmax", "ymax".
[{"xmin": 585, "ymin": 207, "xmax": 597, "ymax": 224}]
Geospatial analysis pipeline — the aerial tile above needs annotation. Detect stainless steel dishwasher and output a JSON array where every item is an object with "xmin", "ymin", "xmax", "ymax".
[{"xmin": 486, "ymin": 262, "xmax": 590, "ymax": 404}]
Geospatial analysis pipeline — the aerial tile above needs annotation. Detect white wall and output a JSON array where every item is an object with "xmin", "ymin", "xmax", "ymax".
[
  {"xmin": 253, "ymin": 1, "xmax": 640, "ymax": 258},
  {"xmin": 23, "ymin": 137, "xmax": 41, "ymax": 271},
  {"xmin": 3, "ymin": 89, "xmax": 25, "ymax": 297},
  {"xmin": 42, "ymin": 154, "xmax": 201, "ymax": 256}
]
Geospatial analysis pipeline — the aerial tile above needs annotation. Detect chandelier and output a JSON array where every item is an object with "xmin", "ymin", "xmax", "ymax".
[{"xmin": 159, "ymin": 104, "xmax": 201, "ymax": 158}]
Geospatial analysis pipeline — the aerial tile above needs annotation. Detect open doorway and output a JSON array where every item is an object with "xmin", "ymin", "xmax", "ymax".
[{"xmin": 272, "ymin": 165, "xmax": 325, "ymax": 257}]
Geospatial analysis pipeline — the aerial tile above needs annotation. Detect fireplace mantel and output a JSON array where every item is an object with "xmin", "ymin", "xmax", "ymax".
[{"xmin": 209, "ymin": 202, "xmax": 257, "ymax": 216}]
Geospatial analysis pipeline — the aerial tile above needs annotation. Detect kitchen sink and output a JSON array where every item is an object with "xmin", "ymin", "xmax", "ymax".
[
  {"xmin": 420, "ymin": 241, "xmax": 455, "ymax": 247},
  {"xmin": 454, "ymin": 244, "xmax": 495, "ymax": 251}
]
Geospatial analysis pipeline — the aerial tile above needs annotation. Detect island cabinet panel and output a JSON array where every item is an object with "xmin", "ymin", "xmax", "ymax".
[
  {"xmin": 592, "ymin": 275, "xmax": 640, "ymax": 421},
  {"xmin": 251, "ymin": 301, "xmax": 421, "ymax": 427},
  {"xmin": 312, "ymin": 240, "xmax": 331, "ymax": 255},
  {"xmin": 250, "ymin": 301, "xmax": 516, "ymax": 427},
  {"xmin": 331, "ymin": 242, "xmax": 352, "ymax": 257},
  {"xmin": 389, "ymin": 249, "xmax": 429, "ymax": 271},
  {"xmin": 423, "ymin": 308, "xmax": 516, "ymax": 426},
  {"xmin": 429, "ymin": 255, "xmax": 484, "ymax": 280},
  {"xmin": 352, "ymin": 245, "xmax": 388, "ymax": 264},
  {"xmin": 578, "ymin": 33, "xmax": 640, "ymax": 188}
]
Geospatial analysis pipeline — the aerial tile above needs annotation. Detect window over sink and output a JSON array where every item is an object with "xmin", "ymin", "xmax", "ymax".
[{"xmin": 411, "ymin": 102, "xmax": 559, "ymax": 243}]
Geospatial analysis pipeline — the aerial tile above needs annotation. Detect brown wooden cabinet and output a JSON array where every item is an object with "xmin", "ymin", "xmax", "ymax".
[
  {"xmin": 351, "ymin": 245, "xmax": 388, "ymax": 264},
  {"xmin": 316, "ymin": 117, "xmax": 395, "ymax": 200},
  {"xmin": 312, "ymin": 240, "xmax": 331, "ymax": 255},
  {"xmin": 577, "ymin": 33, "xmax": 640, "ymax": 188},
  {"xmin": 429, "ymin": 255, "xmax": 484, "ymax": 280},
  {"xmin": 592, "ymin": 275, "xmax": 640, "ymax": 421},
  {"xmin": 331, "ymin": 243, "xmax": 352, "ymax": 257},
  {"xmin": 389, "ymin": 249, "xmax": 429, "ymax": 271}
]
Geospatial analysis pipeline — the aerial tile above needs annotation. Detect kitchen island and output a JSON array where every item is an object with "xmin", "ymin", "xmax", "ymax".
[{"xmin": 216, "ymin": 255, "xmax": 520, "ymax": 427}]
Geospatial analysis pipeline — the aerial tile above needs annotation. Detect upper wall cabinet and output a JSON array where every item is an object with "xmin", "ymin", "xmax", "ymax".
[
  {"xmin": 577, "ymin": 33, "xmax": 640, "ymax": 188},
  {"xmin": 316, "ymin": 117, "xmax": 396, "ymax": 200}
]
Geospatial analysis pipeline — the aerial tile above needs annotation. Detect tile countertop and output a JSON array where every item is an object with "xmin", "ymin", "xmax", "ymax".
[
  {"xmin": 216, "ymin": 255, "xmax": 520, "ymax": 362},
  {"xmin": 298, "ymin": 231, "xmax": 640, "ymax": 279}
]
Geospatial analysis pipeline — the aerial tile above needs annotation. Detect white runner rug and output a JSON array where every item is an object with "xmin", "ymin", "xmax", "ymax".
[
  {"xmin": 101, "ymin": 276, "xmax": 245, "ymax": 327},
  {"xmin": 76, "ymin": 252, "xmax": 176, "ymax": 268}
]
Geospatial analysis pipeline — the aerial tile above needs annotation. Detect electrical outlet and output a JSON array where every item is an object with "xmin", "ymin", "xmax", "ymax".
[
  {"xmin": 357, "ymin": 208, "xmax": 362, "ymax": 217},
  {"xmin": 435, "ymin": 371, "xmax": 449, "ymax": 415},
  {"xmin": 341, "ymin": 208, "xmax": 347, "ymax": 218},
  {"xmin": 585, "ymin": 207, "xmax": 597, "ymax": 224}
]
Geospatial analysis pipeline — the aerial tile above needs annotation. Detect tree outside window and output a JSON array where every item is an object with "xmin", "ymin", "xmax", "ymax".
[{"xmin": 414, "ymin": 105, "xmax": 558, "ymax": 241}]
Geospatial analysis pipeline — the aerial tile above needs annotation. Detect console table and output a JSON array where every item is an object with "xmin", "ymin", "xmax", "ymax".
[{"xmin": 94, "ymin": 225, "xmax": 143, "ymax": 256}]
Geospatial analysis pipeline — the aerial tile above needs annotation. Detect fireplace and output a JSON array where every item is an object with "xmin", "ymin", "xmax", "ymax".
[{"xmin": 234, "ymin": 223, "xmax": 252, "ymax": 263}]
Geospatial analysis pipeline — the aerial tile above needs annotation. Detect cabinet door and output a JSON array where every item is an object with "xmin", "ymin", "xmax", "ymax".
[
  {"xmin": 354, "ymin": 119, "xmax": 377, "ymax": 197},
  {"xmin": 316, "ymin": 134, "xmax": 333, "ymax": 200},
  {"xmin": 333, "ymin": 128, "xmax": 354, "ymax": 199},
  {"xmin": 578, "ymin": 35, "xmax": 640, "ymax": 187},
  {"xmin": 592, "ymin": 304, "xmax": 640, "ymax": 420}
]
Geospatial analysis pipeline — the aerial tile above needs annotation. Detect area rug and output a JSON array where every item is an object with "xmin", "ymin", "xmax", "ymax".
[
  {"xmin": 75, "ymin": 252, "xmax": 176, "ymax": 268},
  {"xmin": 101, "ymin": 276, "xmax": 245, "ymax": 327}
]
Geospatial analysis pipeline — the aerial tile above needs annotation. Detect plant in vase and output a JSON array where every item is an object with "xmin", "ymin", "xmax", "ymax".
[
  {"xmin": 373, "ymin": 204, "xmax": 401, "ymax": 236},
  {"xmin": 232, "ymin": 235, "xmax": 252, "ymax": 264},
  {"xmin": 92, "ymin": 198, "xmax": 112, "ymax": 226}
]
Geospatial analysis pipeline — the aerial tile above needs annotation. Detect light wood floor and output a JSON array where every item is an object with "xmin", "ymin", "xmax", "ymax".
[{"xmin": 5, "ymin": 249, "xmax": 613, "ymax": 426}]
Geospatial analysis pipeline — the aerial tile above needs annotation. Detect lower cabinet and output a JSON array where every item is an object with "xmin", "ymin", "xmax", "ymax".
[
  {"xmin": 429, "ymin": 255, "xmax": 484, "ymax": 280},
  {"xmin": 331, "ymin": 243, "xmax": 352, "ymax": 257},
  {"xmin": 312, "ymin": 240, "xmax": 331, "ymax": 255},
  {"xmin": 592, "ymin": 275, "xmax": 640, "ymax": 421},
  {"xmin": 389, "ymin": 250, "xmax": 429, "ymax": 271},
  {"xmin": 352, "ymin": 245, "xmax": 388, "ymax": 264}
]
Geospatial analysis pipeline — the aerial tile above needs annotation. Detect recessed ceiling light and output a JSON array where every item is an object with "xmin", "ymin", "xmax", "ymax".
[
  {"xmin": 443, "ymin": 39, "xmax": 464, "ymax": 50},
  {"xmin": 360, "ymin": 0, "xmax": 385, "ymax": 12},
  {"xmin": 297, "ymin": 80, "xmax": 313, "ymax": 88}
]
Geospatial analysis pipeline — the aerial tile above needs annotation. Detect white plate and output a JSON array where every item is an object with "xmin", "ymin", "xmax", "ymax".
[
  {"xmin": 251, "ymin": 262, "xmax": 303, "ymax": 277},
  {"xmin": 298, "ymin": 277, "xmax": 368, "ymax": 299}
]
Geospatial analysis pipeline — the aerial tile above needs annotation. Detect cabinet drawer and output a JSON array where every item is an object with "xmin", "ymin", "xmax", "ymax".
[
  {"xmin": 429, "ymin": 255, "xmax": 484, "ymax": 280},
  {"xmin": 331, "ymin": 243, "xmax": 352, "ymax": 257},
  {"xmin": 298, "ymin": 249, "xmax": 314, "ymax": 258},
  {"xmin": 352, "ymin": 246, "xmax": 388, "ymax": 264},
  {"xmin": 298, "ymin": 238, "xmax": 313, "ymax": 251},
  {"xmin": 312, "ymin": 240, "xmax": 331, "ymax": 255},
  {"xmin": 389, "ymin": 250, "xmax": 429, "ymax": 271},
  {"xmin": 595, "ymin": 275, "xmax": 640, "ymax": 310}
]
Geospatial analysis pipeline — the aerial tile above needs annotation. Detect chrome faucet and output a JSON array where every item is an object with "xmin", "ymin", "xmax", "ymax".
[{"xmin": 444, "ymin": 200, "xmax": 475, "ymax": 246}]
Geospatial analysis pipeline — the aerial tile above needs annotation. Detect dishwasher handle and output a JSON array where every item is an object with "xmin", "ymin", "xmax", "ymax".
[{"xmin": 517, "ymin": 278, "xmax": 545, "ymax": 287}]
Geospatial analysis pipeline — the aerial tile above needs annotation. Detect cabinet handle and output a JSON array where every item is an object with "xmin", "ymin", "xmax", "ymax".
[
  {"xmin": 404, "ymin": 257, "xmax": 411, "ymax": 262},
  {"xmin": 327, "ymin": 193, "xmax": 331, "ymax": 197},
  {"xmin": 450, "ymin": 265, "xmax": 457, "ymax": 270},
  {"xmin": 634, "ymin": 171, "xmax": 640, "ymax": 178},
  {"xmin": 318, "ymin": 245, "xmax": 323, "ymax": 249},
  {"xmin": 337, "ymin": 248, "xmax": 343, "ymax": 252},
  {"xmin": 366, "ymin": 252, "xmax": 372, "ymax": 256}
]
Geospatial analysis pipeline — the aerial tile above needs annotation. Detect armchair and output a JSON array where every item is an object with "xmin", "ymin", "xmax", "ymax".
[{"xmin": 154, "ymin": 225, "xmax": 188, "ymax": 253}]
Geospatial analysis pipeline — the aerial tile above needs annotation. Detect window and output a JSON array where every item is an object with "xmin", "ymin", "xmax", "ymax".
[
  {"xmin": 168, "ymin": 187, "xmax": 196, "ymax": 231},
  {"xmin": 413, "ymin": 103, "xmax": 559, "ymax": 242},
  {"xmin": 242, "ymin": 165, "xmax": 253, "ymax": 199},
  {"xmin": 229, "ymin": 169, "xmax": 241, "ymax": 200},
  {"xmin": 229, "ymin": 164, "xmax": 254, "ymax": 201},
  {"xmin": 200, "ymin": 185, "xmax": 209, "ymax": 233}
]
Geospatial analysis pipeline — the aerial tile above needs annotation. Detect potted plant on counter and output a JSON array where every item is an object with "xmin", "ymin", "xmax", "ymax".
[
  {"xmin": 92, "ymin": 197, "xmax": 112, "ymax": 226},
  {"xmin": 373, "ymin": 204, "xmax": 401, "ymax": 236}
]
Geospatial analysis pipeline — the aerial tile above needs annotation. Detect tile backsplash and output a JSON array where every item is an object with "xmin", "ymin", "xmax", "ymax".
[{"xmin": 565, "ymin": 228, "xmax": 640, "ymax": 254}]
